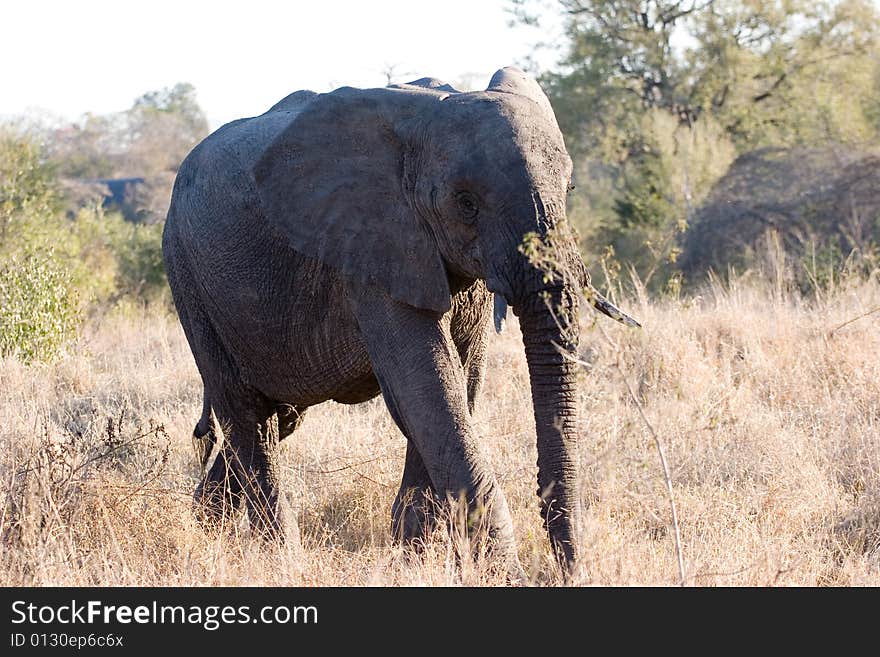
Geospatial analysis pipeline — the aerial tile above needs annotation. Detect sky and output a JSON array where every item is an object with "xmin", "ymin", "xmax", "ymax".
[{"xmin": 1, "ymin": 0, "xmax": 560, "ymax": 129}]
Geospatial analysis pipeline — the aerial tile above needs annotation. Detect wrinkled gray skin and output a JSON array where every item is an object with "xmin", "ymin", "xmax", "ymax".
[{"xmin": 163, "ymin": 68, "xmax": 588, "ymax": 576}]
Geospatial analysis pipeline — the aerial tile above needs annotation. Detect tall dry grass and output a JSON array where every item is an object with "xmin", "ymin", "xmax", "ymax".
[{"xmin": 1, "ymin": 276, "xmax": 878, "ymax": 586}]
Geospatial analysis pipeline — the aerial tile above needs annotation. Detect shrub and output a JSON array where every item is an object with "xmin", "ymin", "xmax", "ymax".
[
  {"xmin": 111, "ymin": 217, "xmax": 167, "ymax": 302},
  {"xmin": 0, "ymin": 129, "xmax": 168, "ymax": 363},
  {"xmin": 0, "ymin": 250, "xmax": 80, "ymax": 362},
  {"xmin": 57, "ymin": 206, "xmax": 168, "ymax": 307},
  {"xmin": 0, "ymin": 130, "xmax": 58, "ymax": 242}
]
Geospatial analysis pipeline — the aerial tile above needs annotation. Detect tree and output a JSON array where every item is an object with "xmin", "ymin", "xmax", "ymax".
[
  {"xmin": 511, "ymin": 0, "xmax": 880, "ymax": 289},
  {"xmin": 514, "ymin": 0, "xmax": 879, "ymax": 152},
  {"xmin": 45, "ymin": 82, "xmax": 210, "ymax": 223},
  {"xmin": 45, "ymin": 113, "xmax": 121, "ymax": 179},
  {"xmin": 124, "ymin": 82, "xmax": 209, "ymax": 176},
  {"xmin": 688, "ymin": 0, "xmax": 880, "ymax": 148}
]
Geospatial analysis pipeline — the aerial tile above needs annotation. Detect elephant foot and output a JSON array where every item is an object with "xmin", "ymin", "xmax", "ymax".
[
  {"xmin": 391, "ymin": 490, "xmax": 528, "ymax": 585},
  {"xmin": 447, "ymin": 488, "xmax": 527, "ymax": 585},
  {"xmin": 245, "ymin": 490, "xmax": 299, "ymax": 544}
]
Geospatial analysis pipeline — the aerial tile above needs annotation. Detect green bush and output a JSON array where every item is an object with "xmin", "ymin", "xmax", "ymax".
[
  {"xmin": 55, "ymin": 206, "xmax": 168, "ymax": 307},
  {"xmin": 1, "ymin": 128, "xmax": 172, "ymax": 362},
  {"xmin": 0, "ymin": 131, "xmax": 80, "ymax": 362},
  {"xmin": 0, "ymin": 250, "xmax": 80, "ymax": 362},
  {"xmin": 110, "ymin": 218, "xmax": 167, "ymax": 303}
]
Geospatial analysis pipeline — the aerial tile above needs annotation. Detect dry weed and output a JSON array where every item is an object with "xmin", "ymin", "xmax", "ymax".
[{"xmin": 1, "ymin": 278, "xmax": 878, "ymax": 585}]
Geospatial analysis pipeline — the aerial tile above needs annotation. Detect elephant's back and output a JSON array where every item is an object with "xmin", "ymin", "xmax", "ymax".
[
  {"xmin": 199, "ymin": 91, "xmax": 319, "ymax": 166},
  {"xmin": 165, "ymin": 89, "xmax": 321, "ymax": 252},
  {"xmin": 165, "ymin": 90, "xmax": 319, "ymax": 239}
]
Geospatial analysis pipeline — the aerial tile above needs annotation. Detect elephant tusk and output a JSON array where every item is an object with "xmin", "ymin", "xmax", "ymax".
[
  {"xmin": 493, "ymin": 293, "xmax": 509, "ymax": 334},
  {"xmin": 583, "ymin": 285, "xmax": 642, "ymax": 328}
]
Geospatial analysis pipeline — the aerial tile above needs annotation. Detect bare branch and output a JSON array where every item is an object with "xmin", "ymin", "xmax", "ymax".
[
  {"xmin": 828, "ymin": 305, "xmax": 880, "ymax": 338},
  {"xmin": 660, "ymin": 0, "xmax": 715, "ymax": 26},
  {"xmin": 561, "ymin": 322, "xmax": 687, "ymax": 585}
]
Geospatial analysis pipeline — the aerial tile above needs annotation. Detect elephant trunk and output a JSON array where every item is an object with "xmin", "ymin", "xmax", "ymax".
[{"xmin": 513, "ymin": 279, "xmax": 581, "ymax": 567}]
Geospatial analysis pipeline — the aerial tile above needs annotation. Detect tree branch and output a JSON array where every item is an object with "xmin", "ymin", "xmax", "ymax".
[{"xmin": 660, "ymin": 0, "xmax": 715, "ymax": 27}]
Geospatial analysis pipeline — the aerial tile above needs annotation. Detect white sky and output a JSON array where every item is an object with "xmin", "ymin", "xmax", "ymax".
[{"xmin": 1, "ymin": 0, "xmax": 558, "ymax": 129}]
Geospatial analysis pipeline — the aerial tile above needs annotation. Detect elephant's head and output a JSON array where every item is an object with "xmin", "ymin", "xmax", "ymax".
[{"xmin": 253, "ymin": 67, "xmax": 596, "ymax": 565}]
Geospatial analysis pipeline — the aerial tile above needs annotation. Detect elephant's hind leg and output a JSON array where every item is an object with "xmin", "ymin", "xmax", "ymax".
[
  {"xmin": 203, "ymin": 388, "xmax": 294, "ymax": 541},
  {"xmin": 194, "ymin": 440, "xmax": 245, "ymax": 533},
  {"xmin": 170, "ymin": 264, "xmax": 293, "ymax": 541},
  {"xmin": 196, "ymin": 391, "xmax": 300, "ymax": 543},
  {"xmin": 192, "ymin": 391, "xmax": 247, "ymax": 532}
]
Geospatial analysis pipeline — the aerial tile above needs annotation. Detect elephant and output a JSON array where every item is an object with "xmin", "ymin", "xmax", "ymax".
[{"xmin": 162, "ymin": 67, "xmax": 639, "ymax": 578}]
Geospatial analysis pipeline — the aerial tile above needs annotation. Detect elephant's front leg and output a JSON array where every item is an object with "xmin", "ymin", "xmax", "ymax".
[
  {"xmin": 348, "ymin": 282, "xmax": 523, "ymax": 578},
  {"xmin": 389, "ymin": 287, "xmax": 490, "ymax": 544}
]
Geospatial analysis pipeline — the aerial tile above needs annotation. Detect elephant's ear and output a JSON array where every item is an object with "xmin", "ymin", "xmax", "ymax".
[
  {"xmin": 252, "ymin": 89, "xmax": 452, "ymax": 313},
  {"xmin": 487, "ymin": 67, "xmax": 555, "ymax": 117}
]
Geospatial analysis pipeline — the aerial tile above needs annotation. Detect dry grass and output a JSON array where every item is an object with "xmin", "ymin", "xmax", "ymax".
[{"xmin": 1, "ymin": 276, "xmax": 879, "ymax": 586}]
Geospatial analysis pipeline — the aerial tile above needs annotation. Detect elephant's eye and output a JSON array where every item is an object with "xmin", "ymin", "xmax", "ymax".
[{"xmin": 455, "ymin": 191, "xmax": 479, "ymax": 222}]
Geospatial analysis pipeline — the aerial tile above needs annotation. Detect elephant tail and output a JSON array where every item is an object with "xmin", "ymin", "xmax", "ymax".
[{"xmin": 192, "ymin": 396, "xmax": 218, "ymax": 470}]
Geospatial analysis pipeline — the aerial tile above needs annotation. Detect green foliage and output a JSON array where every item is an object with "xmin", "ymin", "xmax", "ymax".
[
  {"xmin": 0, "ymin": 130, "xmax": 59, "ymax": 244},
  {"xmin": 1, "ymin": 132, "xmax": 79, "ymax": 361},
  {"xmin": 0, "ymin": 80, "xmax": 207, "ymax": 362},
  {"xmin": 131, "ymin": 82, "xmax": 208, "ymax": 137},
  {"xmin": 110, "ymin": 218, "xmax": 167, "ymax": 302},
  {"xmin": 569, "ymin": 108, "xmax": 735, "ymax": 289},
  {"xmin": 0, "ymin": 128, "xmax": 170, "ymax": 363},
  {"xmin": 690, "ymin": 0, "xmax": 880, "ymax": 148},
  {"xmin": 0, "ymin": 250, "xmax": 80, "ymax": 362},
  {"xmin": 50, "ymin": 206, "xmax": 168, "ymax": 306},
  {"xmin": 512, "ymin": 0, "xmax": 880, "ymax": 292}
]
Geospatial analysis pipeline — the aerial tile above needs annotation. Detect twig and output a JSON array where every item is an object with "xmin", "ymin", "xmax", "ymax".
[
  {"xmin": 299, "ymin": 452, "xmax": 394, "ymax": 475},
  {"xmin": 351, "ymin": 470, "xmax": 391, "ymax": 489},
  {"xmin": 827, "ymin": 305, "xmax": 880, "ymax": 337},
  {"xmin": 561, "ymin": 324, "xmax": 687, "ymax": 586},
  {"xmin": 686, "ymin": 561, "xmax": 758, "ymax": 583},
  {"xmin": 12, "ymin": 429, "xmax": 158, "ymax": 480}
]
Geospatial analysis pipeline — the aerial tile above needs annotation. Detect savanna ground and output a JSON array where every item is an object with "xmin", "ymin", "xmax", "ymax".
[{"xmin": 1, "ymin": 275, "xmax": 879, "ymax": 586}]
